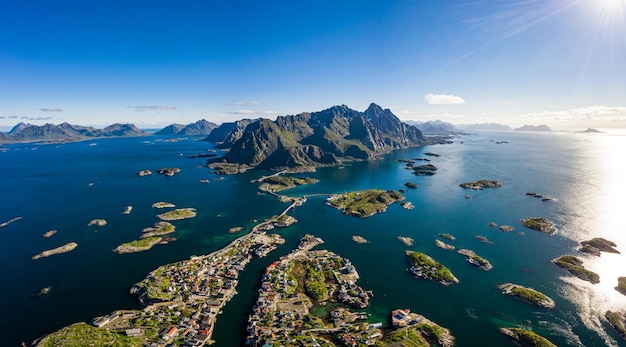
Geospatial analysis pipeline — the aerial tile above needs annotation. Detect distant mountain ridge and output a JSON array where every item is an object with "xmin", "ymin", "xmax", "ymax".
[
  {"xmin": 0, "ymin": 122, "xmax": 146, "ymax": 143},
  {"xmin": 514, "ymin": 124, "xmax": 551, "ymax": 132},
  {"xmin": 155, "ymin": 119, "xmax": 218, "ymax": 135},
  {"xmin": 459, "ymin": 123, "xmax": 512, "ymax": 131},
  {"xmin": 406, "ymin": 120, "xmax": 464, "ymax": 135},
  {"xmin": 207, "ymin": 103, "xmax": 428, "ymax": 170}
]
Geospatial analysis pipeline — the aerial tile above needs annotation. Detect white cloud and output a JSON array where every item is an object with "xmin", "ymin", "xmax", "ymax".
[
  {"xmin": 39, "ymin": 107, "xmax": 63, "ymax": 112},
  {"xmin": 20, "ymin": 116, "xmax": 53, "ymax": 120},
  {"xmin": 228, "ymin": 110, "xmax": 278, "ymax": 116},
  {"xmin": 228, "ymin": 101, "xmax": 263, "ymax": 106},
  {"xmin": 425, "ymin": 93, "xmax": 466, "ymax": 105},
  {"xmin": 126, "ymin": 105, "xmax": 177, "ymax": 111}
]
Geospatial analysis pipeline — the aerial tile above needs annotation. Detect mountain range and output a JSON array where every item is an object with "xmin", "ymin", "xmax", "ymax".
[
  {"xmin": 205, "ymin": 103, "xmax": 429, "ymax": 170},
  {"xmin": 0, "ymin": 122, "xmax": 146, "ymax": 143},
  {"xmin": 155, "ymin": 119, "xmax": 218, "ymax": 135}
]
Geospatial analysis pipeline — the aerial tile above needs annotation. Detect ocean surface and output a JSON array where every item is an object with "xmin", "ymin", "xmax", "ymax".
[{"xmin": 1, "ymin": 131, "xmax": 625, "ymax": 346}]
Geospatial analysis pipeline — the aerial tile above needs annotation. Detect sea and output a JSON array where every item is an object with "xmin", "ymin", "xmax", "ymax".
[{"xmin": 1, "ymin": 130, "xmax": 625, "ymax": 347}]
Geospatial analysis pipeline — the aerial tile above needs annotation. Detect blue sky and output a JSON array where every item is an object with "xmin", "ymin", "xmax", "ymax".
[{"xmin": 1, "ymin": 0, "xmax": 625, "ymax": 130}]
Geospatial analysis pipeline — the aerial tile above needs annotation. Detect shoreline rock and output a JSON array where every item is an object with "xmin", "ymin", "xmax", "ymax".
[
  {"xmin": 435, "ymin": 239, "xmax": 455, "ymax": 250},
  {"xmin": 42, "ymin": 230, "xmax": 57, "ymax": 238},
  {"xmin": 397, "ymin": 236, "xmax": 414, "ymax": 246},
  {"xmin": 87, "ymin": 219, "xmax": 107, "ymax": 227},
  {"xmin": 352, "ymin": 235, "xmax": 370, "ymax": 244},
  {"xmin": 136, "ymin": 170, "xmax": 152, "ymax": 176},
  {"xmin": 155, "ymin": 167, "xmax": 181, "ymax": 176}
]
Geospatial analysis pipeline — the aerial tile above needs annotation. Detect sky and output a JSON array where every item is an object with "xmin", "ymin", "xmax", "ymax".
[{"xmin": 1, "ymin": 0, "xmax": 625, "ymax": 130}]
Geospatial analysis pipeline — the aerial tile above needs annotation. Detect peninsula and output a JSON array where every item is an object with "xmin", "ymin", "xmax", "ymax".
[
  {"xmin": 520, "ymin": 217, "xmax": 557, "ymax": 235},
  {"xmin": 326, "ymin": 189, "xmax": 405, "ymax": 218},
  {"xmin": 498, "ymin": 283, "xmax": 555, "ymax": 308},
  {"xmin": 32, "ymin": 242, "xmax": 78, "ymax": 260},
  {"xmin": 406, "ymin": 251, "xmax": 459, "ymax": 285},
  {"xmin": 258, "ymin": 173, "xmax": 319, "ymax": 192},
  {"xmin": 552, "ymin": 255, "xmax": 600, "ymax": 284},
  {"xmin": 157, "ymin": 208, "xmax": 197, "ymax": 221}
]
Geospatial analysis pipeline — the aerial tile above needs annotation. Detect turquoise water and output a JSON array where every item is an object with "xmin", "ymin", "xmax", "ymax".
[{"xmin": 1, "ymin": 131, "xmax": 625, "ymax": 346}]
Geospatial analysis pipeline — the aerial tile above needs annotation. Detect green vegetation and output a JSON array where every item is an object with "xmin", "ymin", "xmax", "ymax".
[
  {"xmin": 304, "ymin": 261, "xmax": 329, "ymax": 301},
  {"xmin": 263, "ymin": 175, "xmax": 319, "ymax": 191},
  {"xmin": 616, "ymin": 277, "xmax": 626, "ymax": 296},
  {"xmin": 501, "ymin": 328, "xmax": 556, "ymax": 347},
  {"xmin": 407, "ymin": 251, "xmax": 458, "ymax": 285},
  {"xmin": 141, "ymin": 221, "xmax": 175, "ymax": 238},
  {"xmin": 510, "ymin": 287, "xmax": 549, "ymax": 306},
  {"xmin": 157, "ymin": 208, "xmax": 197, "ymax": 221},
  {"xmin": 553, "ymin": 255, "xmax": 600, "ymax": 284},
  {"xmin": 123, "ymin": 237, "xmax": 161, "ymax": 248},
  {"xmin": 605, "ymin": 311, "xmax": 626, "ymax": 339},
  {"xmin": 377, "ymin": 327, "xmax": 429, "ymax": 347},
  {"xmin": 40, "ymin": 323, "xmax": 142, "ymax": 347},
  {"xmin": 416, "ymin": 321, "xmax": 445, "ymax": 341},
  {"xmin": 459, "ymin": 180, "xmax": 502, "ymax": 189},
  {"xmin": 520, "ymin": 217, "xmax": 557, "ymax": 235},
  {"xmin": 580, "ymin": 237, "xmax": 620, "ymax": 254},
  {"xmin": 326, "ymin": 189, "xmax": 405, "ymax": 218}
]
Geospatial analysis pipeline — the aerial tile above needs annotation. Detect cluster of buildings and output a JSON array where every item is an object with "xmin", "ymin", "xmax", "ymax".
[{"xmin": 246, "ymin": 235, "xmax": 381, "ymax": 347}]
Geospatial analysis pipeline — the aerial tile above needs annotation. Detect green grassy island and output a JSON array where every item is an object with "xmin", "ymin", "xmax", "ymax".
[
  {"xmin": 579, "ymin": 237, "xmax": 620, "ymax": 255},
  {"xmin": 113, "ymin": 237, "xmax": 162, "ymax": 254},
  {"xmin": 459, "ymin": 180, "xmax": 502, "ymax": 190},
  {"xmin": 141, "ymin": 221, "xmax": 175, "ymax": 238},
  {"xmin": 458, "ymin": 249, "xmax": 492, "ymax": 271},
  {"xmin": 261, "ymin": 174, "xmax": 319, "ymax": 192},
  {"xmin": 406, "ymin": 251, "xmax": 459, "ymax": 285},
  {"xmin": 605, "ymin": 311, "xmax": 626, "ymax": 340},
  {"xmin": 499, "ymin": 283, "xmax": 555, "ymax": 308},
  {"xmin": 157, "ymin": 208, "xmax": 197, "ymax": 221},
  {"xmin": 500, "ymin": 327, "xmax": 557, "ymax": 347},
  {"xmin": 552, "ymin": 255, "xmax": 600, "ymax": 284},
  {"xmin": 326, "ymin": 189, "xmax": 405, "ymax": 218},
  {"xmin": 520, "ymin": 217, "xmax": 557, "ymax": 235}
]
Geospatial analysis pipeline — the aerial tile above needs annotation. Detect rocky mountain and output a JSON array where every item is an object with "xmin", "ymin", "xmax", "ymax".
[
  {"xmin": 1, "ymin": 122, "xmax": 147, "ymax": 143},
  {"xmin": 514, "ymin": 124, "xmax": 551, "ymax": 132},
  {"xmin": 211, "ymin": 103, "xmax": 427, "ymax": 170},
  {"xmin": 0, "ymin": 131, "xmax": 8, "ymax": 143},
  {"xmin": 203, "ymin": 119, "xmax": 257, "ymax": 146},
  {"xmin": 156, "ymin": 119, "xmax": 218, "ymax": 136},
  {"xmin": 155, "ymin": 123, "xmax": 186, "ymax": 135}
]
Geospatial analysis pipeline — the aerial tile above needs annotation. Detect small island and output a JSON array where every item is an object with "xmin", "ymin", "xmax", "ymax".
[
  {"xmin": 616, "ymin": 277, "xmax": 626, "ymax": 296},
  {"xmin": 459, "ymin": 180, "xmax": 502, "ymax": 190},
  {"xmin": 397, "ymin": 236, "xmax": 414, "ymax": 246},
  {"xmin": 155, "ymin": 167, "xmax": 181, "ymax": 176},
  {"xmin": 352, "ymin": 235, "xmax": 370, "ymax": 244},
  {"xmin": 152, "ymin": 201, "xmax": 175, "ymax": 209},
  {"xmin": 413, "ymin": 164, "xmax": 438, "ymax": 176},
  {"xmin": 439, "ymin": 233, "xmax": 456, "ymax": 241},
  {"xmin": 228, "ymin": 226, "xmax": 245, "ymax": 234},
  {"xmin": 499, "ymin": 327, "xmax": 556, "ymax": 347},
  {"xmin": 404, "ymin": 182, "xmax": 419, "ymax": 189},
  {"xmin": 520, "ymin": 217, "xmax": 557, "ymax": 235},
  {"xmin": 113, "ymin": 237, "xmax": 163, "ymax": 254},
  {"xmin": 400, "ymin": 201, "xmax": 414, "ymax": 209},
  {"xmin": 498, "ymin": 283, "xmax": 555, "ymax": 308},
  {"xmin": 605, "ymin": 310, "xmax": 626, "ymax": 340},
  {"xmin": 406, "ymin": 250, "xmax": 459, "ymax": 285},
  {"xmin": 579, "ymin": 237, "xmax": 620, "ymax": 256},
  {"xmin": 32, "ymin": 242, "xmax": 78, "ymax": 260},
  {"xmin": 259, "ymin": 174, "xmax": 319, "ymax": 192},
  {"xmin": 552, "ymin": 255, "xmax": 600, "ymax": 284},
  {"xmin": 326, "ymin": 189, "xmax": 405, "ymax": 218},
  {"xmin": 87, "ymin": 219, "xmax": 107, "ymax": 227},
  {"xmin": 499, "ymin": 225, "xmax": 514, "ymax": 232},
  {"xmin": 0, "ymin": 216, "xmax": 23, "ymax": 228},
  {"xmin": 475, "ymin": 235, "xmax": 491, "ymax": 243},
  {"xmin": 436, "ymin": 239, "xmax": 455, "ymax": 250},
  {"xmin": 136, "ymin": 169, "xmax": 152, "ymax": 176},
  {"xmin": 122, "ymin": 205, "xmax": 133, "ymax": 214},
  {"xmin": 458, "ymin": 249, "xmax": 492, "ymax": 270},
  {"xmin": 42, "ymin": 230, "xmax": 57, "ymax": 238},
  {"xmin": 141, "ymin": 221, "xmax": 176, "ymax": 238},
  {"xmin": 157, "ymin": 208, "xmax": 197, "ymax": 221}
]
